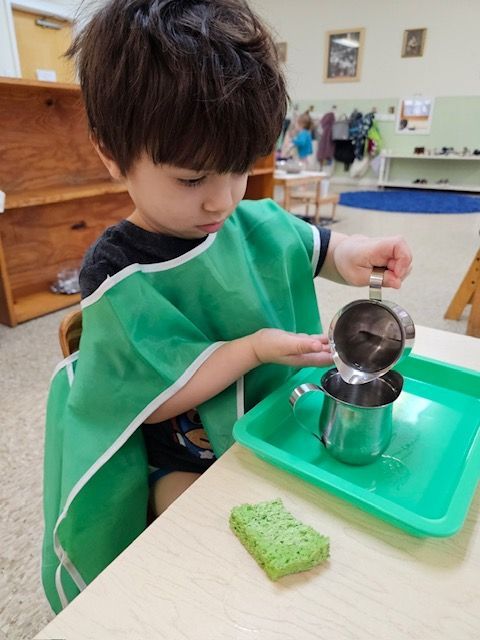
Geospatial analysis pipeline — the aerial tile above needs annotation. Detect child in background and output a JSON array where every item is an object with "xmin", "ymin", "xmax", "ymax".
[
  {"xmin": 42, "ymin": 0, "xmax": 412, "ymax": 613},
  {"xmin": 291, "ymin": 113, "xmax": 314, "ymax": 168}
]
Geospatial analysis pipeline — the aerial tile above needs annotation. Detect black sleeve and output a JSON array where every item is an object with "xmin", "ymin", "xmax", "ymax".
[
  {"xmin": 79, "ymin": 240, "xmax": 132, "ymax": 299},
  {"xmin": 79, "ymin": 258, "xmax": 116, "ymax": 299},
  {"xmin": 314, "ymin": 226, "xmax": 331, "ymax": 277}
]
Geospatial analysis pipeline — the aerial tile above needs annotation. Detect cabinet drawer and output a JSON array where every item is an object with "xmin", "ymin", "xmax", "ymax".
[{"xmin": 0, "ymin": 191, "xmax": 132, "ymax": 298}]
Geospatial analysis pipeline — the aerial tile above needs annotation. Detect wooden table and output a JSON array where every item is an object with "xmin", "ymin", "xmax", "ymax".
[
  {"xmin": 274, "ymin": 170, "xmax": 339, "ymax": 222},
  {"xmin": 36, "ymin": 326, "xmax": 480, "ymax": 640}
]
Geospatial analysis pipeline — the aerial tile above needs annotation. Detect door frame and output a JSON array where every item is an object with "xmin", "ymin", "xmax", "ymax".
[
  {"xmin": 12, "ymin": 1, "xmax": 74, "ymax": 21},
  {"xmin": 0, "ymin": 0, "xmax": 21, "ymax": 76}
]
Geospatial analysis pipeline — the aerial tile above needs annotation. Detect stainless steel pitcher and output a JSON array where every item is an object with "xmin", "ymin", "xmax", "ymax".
[
  {"xmin": 329, "ymin": 267, "xmax": 415, "ymax": 384},
  {"xmin": 290, "ymin": 367, "xmax": 404, "ymax": 465}
]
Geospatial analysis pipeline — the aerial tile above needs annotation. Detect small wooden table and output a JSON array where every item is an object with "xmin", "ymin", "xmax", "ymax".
[
  {"xmin": 274, "ymin": 170, "xmax": 339, "ymax": 222},
  {"xmin": 35, "ymin": 327, "xmax": 480, "ymax": 640}
]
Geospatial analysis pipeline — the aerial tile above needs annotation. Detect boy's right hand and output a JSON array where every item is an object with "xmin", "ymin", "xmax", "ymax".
[
  {"xmin": 145, "ymin": 328, "xmax": 333, "ymax": 425},
  {"xmin": 249, "ymin": 328, "xmax": 333, "ymax": 368}
]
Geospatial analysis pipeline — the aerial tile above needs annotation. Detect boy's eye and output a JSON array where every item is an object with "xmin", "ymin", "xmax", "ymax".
[{"xmin": 178, "ymin": 176, "xmax": 206, "ymax": 188}]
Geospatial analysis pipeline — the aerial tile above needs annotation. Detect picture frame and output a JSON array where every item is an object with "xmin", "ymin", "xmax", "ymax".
[
  {"xmin": 401, "ymin": 29, "xmax": 427, "ymax": 58},
  {"xmin": 276, "ymin": 42, "xmax": 287, "ymax": 64},
  {"xmin": 324, "ymin": 28, "xmax": 364, "ymax": 83}
]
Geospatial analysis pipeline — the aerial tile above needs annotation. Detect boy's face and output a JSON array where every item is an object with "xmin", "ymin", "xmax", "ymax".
[{"xmin": 101, "ymin": 151, "xmax": 250, "ymax": 238}]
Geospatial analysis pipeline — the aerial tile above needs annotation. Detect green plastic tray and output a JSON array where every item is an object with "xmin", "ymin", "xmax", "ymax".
[{"xmin": 233, "ymin": 355, "xmax": 480, "ymax": 537}]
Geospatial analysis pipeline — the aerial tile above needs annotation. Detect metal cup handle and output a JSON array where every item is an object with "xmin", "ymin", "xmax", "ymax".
[
  {"xmin": 369, "ymin": 266, "xmax": 386, "ymax": 301},
  {"xmin": 289, "ymin": 384, "xmax": 324, "ymax": 443}
]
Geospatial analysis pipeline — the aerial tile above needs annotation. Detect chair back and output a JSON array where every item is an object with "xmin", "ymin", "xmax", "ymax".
[{"xmin": 59, "ymin": 309, "xmax": 82, "ymax": 357}]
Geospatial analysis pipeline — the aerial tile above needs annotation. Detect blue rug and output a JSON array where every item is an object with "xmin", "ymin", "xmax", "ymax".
[{"xmin": 339, "ymin": 190, "xmax": 480, "ymax": 213}]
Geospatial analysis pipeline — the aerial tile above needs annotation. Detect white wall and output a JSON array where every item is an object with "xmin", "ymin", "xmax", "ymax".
[
  {"xmin": 3, "ymin": 0, "xmax": 479, "ymax": 99},
  {"xmin": 250, "ymin": 0, "xmax": 480, "ymax": 100}
]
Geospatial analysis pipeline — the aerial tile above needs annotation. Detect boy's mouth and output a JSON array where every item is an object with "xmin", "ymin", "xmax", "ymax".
[{"xmin": 197, "ymin": 221, "xmax": 224, "ymax": 233}]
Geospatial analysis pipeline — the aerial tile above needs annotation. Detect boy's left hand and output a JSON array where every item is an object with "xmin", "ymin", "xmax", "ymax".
[{"xmin": 333, "ymin": 235, "xmax": 412, "ymax": 289}]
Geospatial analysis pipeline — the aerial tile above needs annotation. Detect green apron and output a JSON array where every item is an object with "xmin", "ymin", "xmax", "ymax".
[{"xmin": 42, "ymin": 198, "xmax": 323, "ymax": 612}]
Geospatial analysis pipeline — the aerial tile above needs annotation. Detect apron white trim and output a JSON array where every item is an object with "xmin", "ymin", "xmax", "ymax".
[
  {"xmin": 53, "ymin": 546, "xmax": 87, "ymax": 608},
  {"xmin": 51, "ymin": 352, "xmax": 79, "ymax": 383},
  {"xmin": 82, "ymin": 232, "xmax": 217, "ymax": 309},
  {"xmin": 311, "ymin": 224, "xmax": 321, "ymax": 276},
  {"xmin": 52, "ymin": 339, "xmax": 226, "ymax": 607},
  {"xmin": 66, "ymin": 361, "xmax": 75, "ymax": 387},
  {"xmin": 54, "ymin": 564, "xmax": 68, "ymax": 610}
]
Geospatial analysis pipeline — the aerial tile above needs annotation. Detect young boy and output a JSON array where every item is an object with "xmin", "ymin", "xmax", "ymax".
[
  {"xmin": 291, "ymin": 113, "xmax": 314, "ymax": 165},
  {"xmin": 42, "ymin": 0, "xmax": 412, "ymax": 613}
]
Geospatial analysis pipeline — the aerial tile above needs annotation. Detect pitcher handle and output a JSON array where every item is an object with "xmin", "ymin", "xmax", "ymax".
[
  {"xmin": 289, "ymin": 384, "xmax": 324, "ymax": 443},
  {"xmin": 369, "ymin": 266, "xmax": 385, "ymax": 301}
]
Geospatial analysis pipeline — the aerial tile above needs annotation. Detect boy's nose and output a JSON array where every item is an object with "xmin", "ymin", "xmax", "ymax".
[{"xmin": 202, "ymin": 178, "xmax": 235, "ymax": 214}]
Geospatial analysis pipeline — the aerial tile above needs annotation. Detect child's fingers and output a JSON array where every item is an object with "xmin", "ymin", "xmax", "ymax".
[
  {"xmin": 294, "ymin": 338, "xmax": 325, "ymax": 354},
  {"xmin": 387, "ymin": 256, "xmax": 412, "ymax": 280},
  {"xmin": 283, "ymin": 334, "xmax": 328, "ymax": 355},
  {"xmin": 275, "ymin": 332, "xmax": 333, "ymax": 365},
  {"xmin": 310, "ymin": 333, "xmax": 330, "ymax": 344},
  {"xmin": 386, "ymin": 238, "xmax": 412, "ymax": 279},
  {"xmin": 304, "ymin": 339, "xmax": 332, "ymax": 355},
  {"xmin": 382, "ymin": 270, "xmax": 402, "ymax": 289},
  {"xmin": 286, "ymin": 351, "xmax": 334, "ymax": 367}
]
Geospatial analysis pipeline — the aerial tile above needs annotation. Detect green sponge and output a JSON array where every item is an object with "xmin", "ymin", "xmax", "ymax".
[{"xmin": 229, "ymin": 498, "xmax": 329, "ymax": 580}]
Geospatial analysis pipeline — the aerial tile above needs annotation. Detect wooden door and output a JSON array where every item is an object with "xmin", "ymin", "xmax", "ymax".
[{"xmin": 13, "ymin": 9, "xmax": 75, "ymax": 83}]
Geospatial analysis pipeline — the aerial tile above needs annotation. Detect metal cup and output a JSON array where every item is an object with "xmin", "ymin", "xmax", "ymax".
[
  {"xmin": 329, "ymin": 267, "xmax": 415, "ymax": 384},
  {"xmin": 290, "ymin": 367, "xmax": 403, "ymax": 465}
]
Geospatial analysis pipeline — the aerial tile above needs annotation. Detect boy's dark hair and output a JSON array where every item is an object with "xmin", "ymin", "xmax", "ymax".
[{"xmin": 68, "ymin": 0, "xmax": 288, "ymax": 175}]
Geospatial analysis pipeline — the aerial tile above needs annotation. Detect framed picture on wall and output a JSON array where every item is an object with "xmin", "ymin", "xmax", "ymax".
[
  {"xmin": 324, "ymin": 28, "xmax": 365, "ymax": 82},
  {"xmin": 401, "ymin": 29, "xmax": 427, "ymax": 57}
]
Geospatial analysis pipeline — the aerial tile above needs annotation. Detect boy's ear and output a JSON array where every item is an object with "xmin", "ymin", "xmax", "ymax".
[{"xmin": 90, "ymin": 134, "xmax": 123, "ymax": 180}]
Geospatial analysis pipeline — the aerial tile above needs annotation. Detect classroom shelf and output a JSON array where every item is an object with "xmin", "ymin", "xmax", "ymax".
[
  {"xmin": 378, "ymin": 153, "xmax": 480, "ymax": 192},
  {"xmin": 379, "ymin": 181, "xmax": 480, "ymax": 193},
  {"xmin": 0, "ymin": 78, "xmax": 275, "ymax": 326},
  {"xmin": 14, "ymin": 291, "xmax": 81, "ymax": 324},
  {"xmin": 5, "ymin": 181, "xmax": 128, "ymax": 210}
]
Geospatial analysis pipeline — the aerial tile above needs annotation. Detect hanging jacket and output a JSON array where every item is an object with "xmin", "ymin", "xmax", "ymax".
[
  {"xmin": 334, "ymin": 139, "xmax": 356, "ymax": 170},
  {"xmin": 350, "ymin": 111, "xmax": 376, "ymax": 160},
  {"xmin": 316, "ymin": 112, "xmax": 335, "ymax": 161},
  {"xmin": 366, "ymin": 119, "xmax": 383, "ymax": 157},
  {"xmin": 348, "ymin": 110, "xmax": 363, "ymax": 154},
  {"xmin": 42, "ymin": 199, "xmax": 324, "ymax": 613}
]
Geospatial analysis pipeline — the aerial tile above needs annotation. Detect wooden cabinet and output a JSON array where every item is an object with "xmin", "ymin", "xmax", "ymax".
[
  {"xmin": 244, "ymin": 152, "xmax": 274, "ymax": 200},
  {"xmin": 0, "ymin": 78, "xmax": 274, "ymax": 327},
  {"xmin": 0, "ymin": 78, "xmax": 132, "ymax": 326}
]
